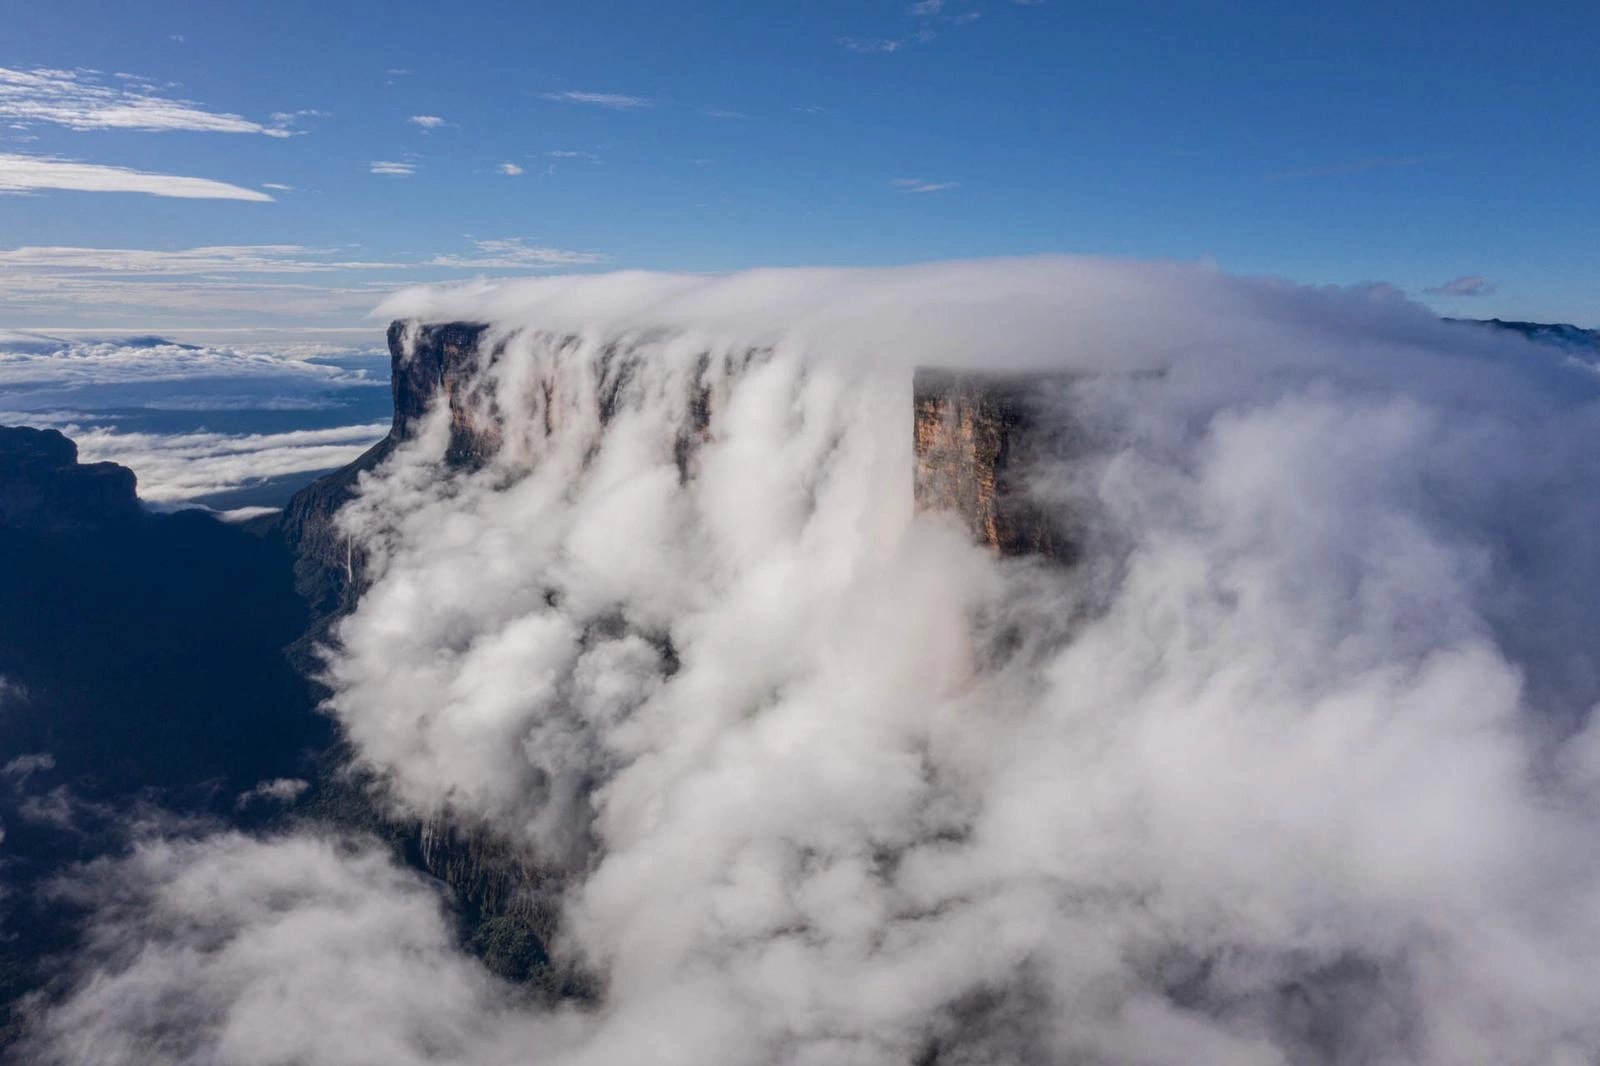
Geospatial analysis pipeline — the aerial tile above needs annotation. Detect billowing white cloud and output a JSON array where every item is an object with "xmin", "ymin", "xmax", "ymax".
[
  {"xmin": 30, "ymin": 259, "xmax": 1600, "ymax": 1063},
  {"xmin": 17, "ymin": 834, "xmax": 557, "ymax": 1066},
  {"xmin": 0, "ymin": 67, "xmax": 304, "ymax": 136},
  {"xmin": 0, "ymin": 153, "xmax": 273, "ymax": 200},
  {"xmin": 537, "ymin": 91, "xmax": 652, "ymax": 110}
]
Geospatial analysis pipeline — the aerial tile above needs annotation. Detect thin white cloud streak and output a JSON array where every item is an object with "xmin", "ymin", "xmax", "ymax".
[
  {"xmin": 0, "ymin": 153, "xmax": 272, "ymax": 200},
  {"xmin": 425, "ymin": 238, "xmax": 606, "ymax": 269},
  {"xmin": 33, "ymin": 259, "xmax": 1600, "ymax": 1064},
  {"xmin": 891, "ymin": 178, "xmax": 959, "ymax": 193},
  {"xmin": 0, "ymin": 240, "xmax": 612, "ymax": 324},
  {"xmin": 0, "ymin": 245, "xmax": 403, "ymax": 274},
  {"xmin": 0, "ymin": 275, "xmax": 393, "ymax": 321},
  {"xmin": 537, "ymin": 91, "xmax": 652, "ymax": 110},
  {"xmin": 0, "ymin": 67, "xmax": 300, "ymax": 136},
  {"xmin": 838, "ymin": 36, "xmax": 905, "ymax": 52},
  {"xmin": 1426, "ymin": 275, "xmax": 1496, "ymax": 298},
  {"xmin": 369, "ymin": 160, "xmax": 416, "ymax": 176}
]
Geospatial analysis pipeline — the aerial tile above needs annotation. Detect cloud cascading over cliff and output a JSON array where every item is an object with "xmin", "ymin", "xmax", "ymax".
[{"xmin": 24, "ymin": 258, "xmax": 1600, "ymax": 1066}]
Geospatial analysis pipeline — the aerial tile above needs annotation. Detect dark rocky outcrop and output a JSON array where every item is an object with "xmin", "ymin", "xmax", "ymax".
[
  {"xmin": 0, "ymin": 426, "xmax": 140, "ymax": 532},
  {"xmin": 1462, "ymin": 318, "xmax": 1600, "ymax": 351},
  {"xmin": 0, "ymin": 425, "xmax": 329, "ymax": 1042}
]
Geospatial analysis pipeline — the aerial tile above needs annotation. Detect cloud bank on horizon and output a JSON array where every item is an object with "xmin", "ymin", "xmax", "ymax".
[
  {"xmin": 20, "ymin": 259, "xmax": 1600, "ymax": 1065},
  {"xmin": 0, "ymin": 332, "xmax": 389, "ymax": 505}
]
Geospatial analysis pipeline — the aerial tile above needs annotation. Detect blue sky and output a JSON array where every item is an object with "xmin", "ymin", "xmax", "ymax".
[{"xmin": 2, "ymin": 0, "xmax": 1596, "ymax": 329}]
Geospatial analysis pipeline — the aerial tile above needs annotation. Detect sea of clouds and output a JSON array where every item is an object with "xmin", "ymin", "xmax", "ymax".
[
  {"xmin": 17, "ymin": 258, "xmax": 1600, "ymax": 1065},
  {"xmin": 0, "ymin": 331, "xmax": 388, "ymax": 509}
]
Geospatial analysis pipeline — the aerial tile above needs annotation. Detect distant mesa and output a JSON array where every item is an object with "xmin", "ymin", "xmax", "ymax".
[{"xmin": 0, "ymin": 425, "xmax": 140, "ymax": 532}]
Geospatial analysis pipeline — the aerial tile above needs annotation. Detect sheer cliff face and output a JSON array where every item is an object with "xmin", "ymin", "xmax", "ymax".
[
  {"xmin": 912, "ymin": 369, "xmax": 1076, "ymax": 561},
  {"xmin": 284, "ymin": 326, "xmax": 1070, "ymax": 622}
]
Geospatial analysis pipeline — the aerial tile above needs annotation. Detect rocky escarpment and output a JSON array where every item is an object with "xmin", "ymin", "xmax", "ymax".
[
  {"xmin": 268, "ymin": 323, "xmax": 556, "ymax": 965},
  {"xmin": 270, "ymin": 322, "xmax": 1087, "ymax": 993},
  {"xmin": 267, "ymin": 322, "xmax": 498, "ymax": 644},
  {"xmin": 0, "ymin": 426, "xmax": 140, "ymax": 532}
]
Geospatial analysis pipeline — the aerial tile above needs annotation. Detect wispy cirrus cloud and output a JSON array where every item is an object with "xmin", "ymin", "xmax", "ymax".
[
  {"xmin": 0, "ymin": 153, "xmax": 272, "ymax": 201},
  {"xmin": 426, "ymin": 237, "xmax": 606, "ymax": 269},
  {"xmin": 0, "ymin": 245, "xmax": 403, "ymax": 274},
  {"xmin": 545, "ymin": 150, "xmax": 599, "ymax": 161},
  {"xmin": 0, "ymin": 67, "xmax": 307, "ymax": 136},
  {"xmin": 841, "ymin": 0, "xmax": 982, "ymax": 52},
  {"xmin": 891, "ymin": 177, "xmax": 959, "ymax": 193},
  {"xmin": 1425, "ymin": 275, "xmax": 1497, "ymax": 298},
  {"xmin": 838, "ymin": 37, "xmax": 905, "ymax": 53},
  {"xmin": 367, "ymin": 160, "xmax": 415, "ymax": 176},
  {"xmin": 538, "ymin": 90, "xmax": 653, "ymax": 110}
]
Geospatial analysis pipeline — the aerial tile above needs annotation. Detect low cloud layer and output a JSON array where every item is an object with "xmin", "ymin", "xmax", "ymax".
[
  {"xmin": 28, "ymin": 258, "xmax": 1600, "ymax": 1064},
  {"xmin": 67, "ymin": 422, "xmax": 386, "ymax": 503},
  {"xmin": 1, "ymin": 333, "xmax": 388, "ymax": 503},
  {"xmin": 0, "ymin": 334, "xmax": 383, "ymax": 410}
]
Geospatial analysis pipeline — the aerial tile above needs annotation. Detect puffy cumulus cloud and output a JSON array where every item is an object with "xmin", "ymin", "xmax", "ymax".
[
  {"xmin": 31, "ymin": 259, "xmax": 1600, "ymax": 1063},
  {"xmin": 17, "ymin": 833, "xmax": 568, "ymax": 1066}
]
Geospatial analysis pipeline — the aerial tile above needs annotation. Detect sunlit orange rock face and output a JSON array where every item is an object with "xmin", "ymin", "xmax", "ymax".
[{"xmin": 912, "ymin": 369, "xmax": 1074, "ymax": 562}]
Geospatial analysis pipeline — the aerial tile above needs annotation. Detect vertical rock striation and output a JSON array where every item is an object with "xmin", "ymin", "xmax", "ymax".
[{"xmin": 912, "ymin": 369, "xmax": 1076, "ymax": 561}]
